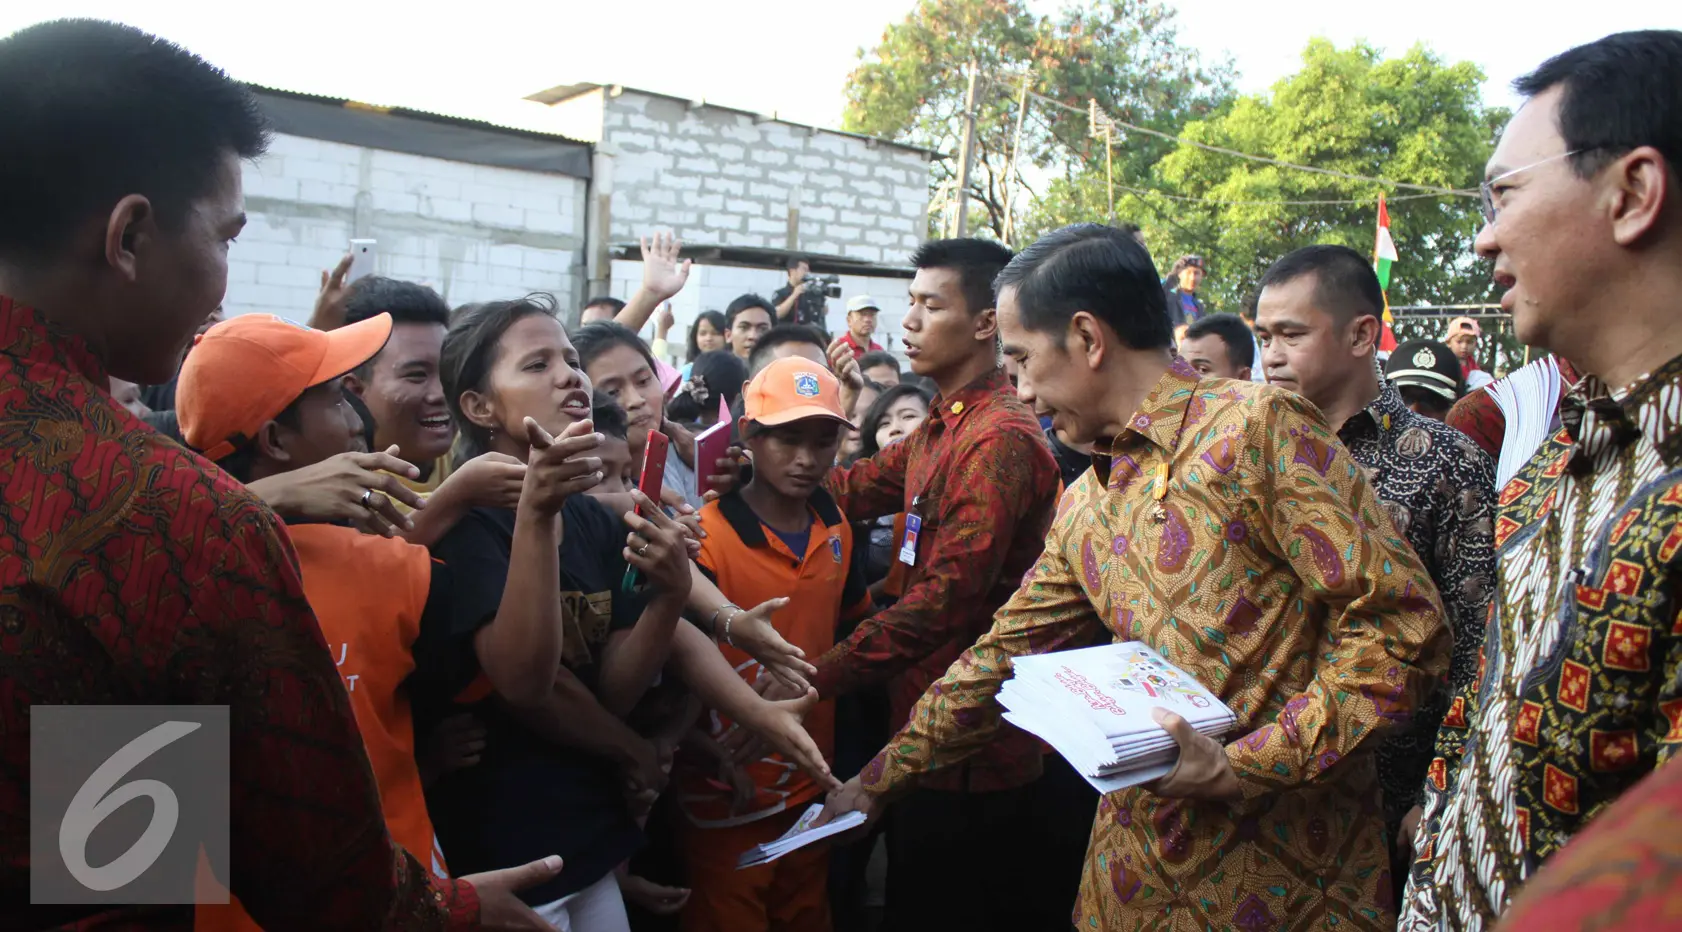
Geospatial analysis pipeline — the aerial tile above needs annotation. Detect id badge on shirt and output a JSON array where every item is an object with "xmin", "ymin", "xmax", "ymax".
[{"xmin": 898, "ymin": 513, "xmax": 923, "ymax": 566}]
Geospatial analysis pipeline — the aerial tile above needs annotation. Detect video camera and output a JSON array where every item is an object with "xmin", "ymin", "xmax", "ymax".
[{"xmin": 803, "ymin": 273, "xmax": 842, "ymax": 299}]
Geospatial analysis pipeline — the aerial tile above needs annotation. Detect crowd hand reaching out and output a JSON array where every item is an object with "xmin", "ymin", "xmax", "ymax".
[
  {"xmin": 309, "ymin": 252, "xmax": 355, "ymax": 332},
  {"xmin": 246, "ymin": 446, "xmax": 425, "ymax": 537},
  {"xmin": 703, "ymin": 443, "xmax": 747, "ymax": 501},
  {"xmin": 461, "ymin": 855, "xmax": 566, "ymax": 931},
  {"xmin": 737, "ymin": 686, "xmax": 838, "ymax": 791},
  {"xmin": 520, "ymin": 417, "xmax": 603, "ymax": 517},
  {"xmin": 720, "ymin": 598, "xmax": 816, "ymax": 691},
  {"xmin": 448, "ymin": 452, "xmax": 527, "ymax": 510},
  {"xmin": 655, "ymin": 302, "xmax": 675, "ymax": 340},
  {"xmin": 640, "ymin": 231, "xmax": 692, "ymax": 303},
  {"xmin": 826, "ymin": 338, "xmax": 865, "ymax": 418},
  {"xmin": 622, "ymin": 490, "xmax": 694, "ymax": 598},
  {"xmin": 658, "ymin": 486, "xmax": 705, "ymax": 559}
]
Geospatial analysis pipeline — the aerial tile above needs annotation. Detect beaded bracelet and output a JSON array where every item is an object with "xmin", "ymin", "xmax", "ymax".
[{"xmin": 706, "ymin": 602, "xmax": 742, "ymax": 642}]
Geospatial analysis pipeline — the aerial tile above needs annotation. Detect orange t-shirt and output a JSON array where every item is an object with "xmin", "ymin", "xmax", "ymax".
[
  {"xmin": 679, "ymin": 488, "xmax": 870, "ymax": 828},
  {"xmin": 197, "ymin": 523, "xmax": 444, "ymax": 931}
]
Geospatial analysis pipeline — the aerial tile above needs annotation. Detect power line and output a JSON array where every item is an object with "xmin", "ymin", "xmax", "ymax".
[
  {"xmin": 1022, "ymin": 89, "xmax": 1478, "ymax": 199},
  {"xmin": 1112, "ymin": 182, "xmax": 1456, "ymax": 207}
]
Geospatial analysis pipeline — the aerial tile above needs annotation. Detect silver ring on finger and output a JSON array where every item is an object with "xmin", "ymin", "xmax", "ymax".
[
  {"xmin": 360, "ymin": 489, "xmax": 375, "ymax": 508},
  {"xmin": 636, "ymin": 542, "xmax": 650, "ymax": 556}
]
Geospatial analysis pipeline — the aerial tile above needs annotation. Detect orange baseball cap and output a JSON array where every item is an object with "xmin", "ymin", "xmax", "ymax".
[
  {"xmin": 742, "ymin": 356, "xmax": 849, "ymax": 427},
  {"xmin": 178, "ymin": 313, "xmax": 393, "ymax": 461}
]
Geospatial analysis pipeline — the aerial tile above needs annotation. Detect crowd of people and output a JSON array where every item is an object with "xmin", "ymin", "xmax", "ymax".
[{"xmin": 3, "ymin": 16, "xmax": 1682, "ymax": 932}]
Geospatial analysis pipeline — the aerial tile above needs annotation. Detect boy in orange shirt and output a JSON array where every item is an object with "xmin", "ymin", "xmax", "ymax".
[
  {"xmin": 677, "ymin": 357, "xmax": 871, "ymax": 932},
  {"xmin": 175, "ymin": 314, "xmax": 452, "ymax": 930}
]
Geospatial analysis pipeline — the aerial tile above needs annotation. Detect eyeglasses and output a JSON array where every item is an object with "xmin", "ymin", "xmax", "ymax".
[{"xmin": 1479, "ymin": 150, "xmax": 1583, "ymax": 225}]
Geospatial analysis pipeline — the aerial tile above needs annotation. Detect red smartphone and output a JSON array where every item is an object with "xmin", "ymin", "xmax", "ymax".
[
  {"xmin": 623, "ymin": 430, "xmax": 669, "ymax": 593},
  {"xmin": 694, "ymin": 420, "xmax": 731, "ymax": 500},
  {"xmin": 637, "ymin": 430, "xmax": 670, "ymax": 515}
]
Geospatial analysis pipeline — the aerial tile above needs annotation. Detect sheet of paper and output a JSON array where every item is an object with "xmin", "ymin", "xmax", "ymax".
[{"xmin": 736, "ymin": 803, "xmax": 866, "ymax": 869}]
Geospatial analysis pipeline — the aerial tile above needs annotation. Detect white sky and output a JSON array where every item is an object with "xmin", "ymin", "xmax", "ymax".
[{"xmin": 4, "ymin": 0, "xmax": 1678, "ymax": 137}]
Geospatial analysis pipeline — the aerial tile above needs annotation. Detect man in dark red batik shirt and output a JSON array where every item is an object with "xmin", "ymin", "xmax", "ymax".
[
  {"xmin": 813, "ymin": 240, "xmax": 1063, "ymax": 932},
  {"xmin": 0, "ymin": 20, "xmax": 555, "ymax": 932}
]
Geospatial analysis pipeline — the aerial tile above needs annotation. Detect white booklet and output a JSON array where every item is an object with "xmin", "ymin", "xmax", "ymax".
[
  {"xmin": 736, "ymin": 803, "xmax": 866, "ymax": 869},
  {"xmin": 999, "ymin": 642, "xmax": 1236, "ymax": 794},
  {"xmin": 1487, "ymin": 356, "xmax": 1563, "ymax": 489}
]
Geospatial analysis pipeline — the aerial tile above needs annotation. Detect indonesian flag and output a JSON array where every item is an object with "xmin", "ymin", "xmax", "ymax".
[{"xmin": 1375, "ymin": 195, "xmax": 1399, "ymax": 352}]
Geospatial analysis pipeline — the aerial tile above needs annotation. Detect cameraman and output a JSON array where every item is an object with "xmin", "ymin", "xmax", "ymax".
[{"xmin": 772, "ymin": 255, "xmax": 830, "ymax": 330}]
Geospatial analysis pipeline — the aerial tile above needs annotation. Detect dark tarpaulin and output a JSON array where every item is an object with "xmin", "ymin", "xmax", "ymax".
[{"xmin": 250, "ymin": 87, "xmax": 592, "ymax": 180}]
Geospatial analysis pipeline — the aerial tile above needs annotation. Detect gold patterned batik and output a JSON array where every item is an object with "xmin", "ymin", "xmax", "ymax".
[{"xmin": 859, "ymin": 360, "xmax": 1450, "ymax": 931}]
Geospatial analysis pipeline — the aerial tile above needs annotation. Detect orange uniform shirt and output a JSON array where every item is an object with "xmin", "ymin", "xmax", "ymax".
[
  {"xmin": 679, "ymin": 489, "xmax": 870, "ymax": 828},
  {"xmin": 198, "ymin": 523, "xmax": 445, "ymax": 931}
]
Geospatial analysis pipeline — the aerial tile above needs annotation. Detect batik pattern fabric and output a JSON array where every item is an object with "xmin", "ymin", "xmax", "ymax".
[
  {"xmin": 0, "ymin": 297, "xmax": 476, "ymax": 931},
  {"xmin": 1400, "ymin": 353, "xmax": 1682, "ymax": 932},
  {"xmin": 1493, "ymin": 756, "xmax": 1682, "ymax": 932},
  {"xmin": 861, "ymin": 362, "xmax": 1450, "ymax": 931},
  {"xmin": 1338, "ymin": 379, "xmax": 1497, "ymax": 828},
  {"xmin": 818, "ymin": 366, "xmax": 1060, "ymax": 793}
]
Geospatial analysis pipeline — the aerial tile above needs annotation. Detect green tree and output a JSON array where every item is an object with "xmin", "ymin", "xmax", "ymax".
[
  {"xmin": 843, "ymin": 0, "xmax": 1233, "ymax": 240},
  {"xmin": 1026, "ymin": 40, "xmax": 1508, "ymax": 313}
]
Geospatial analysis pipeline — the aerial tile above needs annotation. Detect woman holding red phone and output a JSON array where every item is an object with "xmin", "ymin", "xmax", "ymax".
[{"xmin": 424, "ymin": 295, "xmax": 833, "ymax": 930}]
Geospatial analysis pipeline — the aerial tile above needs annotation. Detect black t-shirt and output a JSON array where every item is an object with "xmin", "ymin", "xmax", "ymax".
[
  {"xmin": 771, "ymin": 282, "xmax": 829, "ymax": 330},
  {"xmin": 411, "ymin": 495, "xmax": 645, "ymax": 904}
]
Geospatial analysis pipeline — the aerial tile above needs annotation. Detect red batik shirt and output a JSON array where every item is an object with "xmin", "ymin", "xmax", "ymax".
[
  {"xmin": 0, "ymin": 297, "xmax": 477, "ymax": 931},
  {"xmin": 817, "ymin": 366, "xmax": 1061, "ymax": 792}
]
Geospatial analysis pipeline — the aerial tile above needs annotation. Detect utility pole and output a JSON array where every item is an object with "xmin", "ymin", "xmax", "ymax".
[
  {"xmin": 953, "ymin": 63, "xmax": 980, "ymax": 240},
  {"xmin": 1001, "ymin": 69, "xmax": 1032, "ymax": 247}
]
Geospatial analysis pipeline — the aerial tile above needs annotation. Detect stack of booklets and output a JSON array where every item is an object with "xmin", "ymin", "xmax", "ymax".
[
  {"xmin": 736, "ymin": 803, "xmax": 866, "ymax": 869},
  {"xmin": 999, "ymin": 642, "xmax": 1236, "ymax": 794},
  {"xmin": 1487, "ymin": 356, "xmax": 1563, "ymax": 489}
]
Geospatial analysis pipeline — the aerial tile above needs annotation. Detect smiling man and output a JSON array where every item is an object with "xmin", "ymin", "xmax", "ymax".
[
  {"xmin": 822, "ymin": 223, "xmax": 1448, "ymax": 930},
  {"xmin": 1399, "ymin": 31, "xmax": 1682, "ymax": 932},
  {"xmin": 0, "ymin": 18, "xmax": 557, "ymax": 930},
  {"xmin": 342, "ymin": 277, "xmax": 456, "ymax": 487}
]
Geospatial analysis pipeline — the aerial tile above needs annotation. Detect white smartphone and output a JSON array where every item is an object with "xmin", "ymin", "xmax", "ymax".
[{"xmin": 347, "ymin": 239, "xmax": 377, "ymax": 283}]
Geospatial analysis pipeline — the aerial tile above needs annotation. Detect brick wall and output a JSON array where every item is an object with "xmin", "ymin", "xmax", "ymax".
[
  {"xmin": 227, "ymin": 132, "xmax": 589, "ymax": 322},
  {"xmin": 598, "ymin": 90, "xmax": 932, "ymax": 266}
]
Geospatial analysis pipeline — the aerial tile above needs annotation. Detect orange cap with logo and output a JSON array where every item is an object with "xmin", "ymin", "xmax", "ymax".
[
  {"xmin": 178, "ymin": 313, "xmax": 393, "ymax": 461},
  {"xmin": 742, "ymin": 356, "xmax": 850, "ymax": 427}
]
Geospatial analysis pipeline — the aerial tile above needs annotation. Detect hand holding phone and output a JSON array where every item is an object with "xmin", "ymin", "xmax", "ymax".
[
  {"xmin": 623, "ymin": 431, "xmax": 670, "ymax": 592},
  {"xmin": 347, "ymin": 239, "xmax": 377, "ymax": 283},
  {"xmin": 693, "ymin": 421, "xmax": 731, "ymax": 500}
]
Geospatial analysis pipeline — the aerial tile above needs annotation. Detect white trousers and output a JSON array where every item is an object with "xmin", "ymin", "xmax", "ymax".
[{"xmin": 533, "ymin": 872, "xmax": 630, "ymax": 932}]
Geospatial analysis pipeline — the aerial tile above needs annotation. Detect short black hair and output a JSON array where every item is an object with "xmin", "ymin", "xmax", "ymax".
[
  {"xmin": 859, "ymin": 350, "xmax": 900, "ymax": 376},
  {"xmin": 911, "ymin": 238, "xmax": 1015, "ymax": 316},
  {"xmin": 668, "ymin": 349, "xmax": 749, "ymax": 424},
  {"xmin": 1399, "ymin": 385, "xmax": 1455, "ymax": 418},
  {"xmin": 0, "ymin": 20, "xmax": 270, "ymax": 259},
  {"xmin": 591, "ymin": 391, "xmax": 630, "ymax": 441},
  {"xmin": 858, "ymin": 382, "xmax": 933, "ymax": 460},
  {"xmin": 992, "ymin": 223, "xmax": 1172, "ymax": 350},
  {"xmin": 749, "ymin": 324, "xmax": 829, "ymax": 375},
  {"xmin": 786, "ymin": 255, "xmax": 809, "ymax": 271},
  {"xmin": 441, "ymin": 293, "xmax": 560, "ymax": 458},
  {"xmin": 1514, "ymin": 30, "xmax": 1682, "ymax": 180},
  {"xmin": 343, "ymin": 277, "xmax": 451, "ymax": 378},
  {"xmin": 583, "ymin": 296, "xmax": 625, "ymax": 314},
  {"xmin": 1182, "ymin": 313, "xmax": 1254, "ymax": 373},
  {"xmin": 1257, "ymin": 244, "xmax": 1384, "ymax": 325},
  {"xmin": 572, "ymin": 321, "xmax": 659, "ymax": 377},
  {"xmin": 686, "ymin": 310, "xmax": 728, "ymax": 362},
  {"xmin": 726, "ymin": 294, "xmax": 776, "ymax": 326}
]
